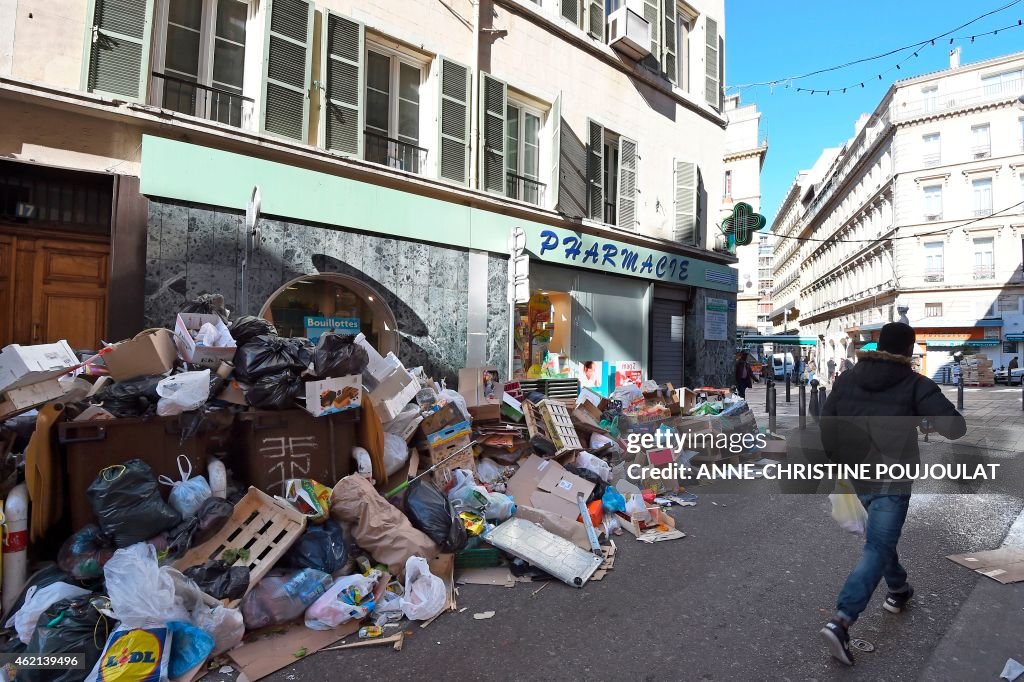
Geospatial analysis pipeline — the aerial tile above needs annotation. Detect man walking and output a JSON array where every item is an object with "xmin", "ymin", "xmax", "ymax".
[
  {"xmin": 817, "ymin": 322, "xmax": 966, "ymax": 666},
  {"xmin": 827, "ymin": 357, "xmax": 836, "ymax": 384},
  {"xmin": 734, "ymin": 351, "xmax": 753, "ymax": 399}
]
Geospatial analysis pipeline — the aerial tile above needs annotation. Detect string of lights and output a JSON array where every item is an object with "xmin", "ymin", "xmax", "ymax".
[{"xmin": 727, "ymin": 0, "xmax": 1023, "ymax": 93}]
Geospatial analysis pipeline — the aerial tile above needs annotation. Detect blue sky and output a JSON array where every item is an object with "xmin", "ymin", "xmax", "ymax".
[{"xmin": 725, "ymin": 0, "xmax": 1024, "ymax": 227}]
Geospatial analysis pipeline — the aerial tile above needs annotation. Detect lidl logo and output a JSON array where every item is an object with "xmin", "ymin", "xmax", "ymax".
[{"xmin": 99, "ymin": 627, "xmax": 166, "ymax": 681}]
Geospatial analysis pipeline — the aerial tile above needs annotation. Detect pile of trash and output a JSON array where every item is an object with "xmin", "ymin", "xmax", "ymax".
[{"xmin": 0, "ymin": 293, "xmax": 775, "ymax": 679}]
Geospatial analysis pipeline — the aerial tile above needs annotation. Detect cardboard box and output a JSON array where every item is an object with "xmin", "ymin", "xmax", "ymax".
[
  {"xmin": 172, "ymin": 313, "xmax": 236, "ymax": 368},
  {"xmin": 506, "ymin": 454, "xmax": 596, "ymax": 523},
  {"xmin": 419, "ymin": 403, "xmax": 463, "ymax": 438},
  {"xmin": 459, "ymin": 367, "xmax": 502, "ymax": 421},
  {"xmin": 0, "ymin": 341, "xmax": 78, "ymax": 392},
  {"xmin": 369, "ymin": 366, "xmax": 419, "ymax": 423},
  {"xmin": 514, "ymin": 505, "xmax": 591, "ymax": 550},
  {"xmin": 947, "ymin": 547, "xmax": 1024, "ymax": 584},
  {"xmin": 102, "ymin": 328, "xmax": 178, "ymax": 381},
  {"xmin": 0, "ymin": 379, "xmax": 65, "ymax": 418},
  {"xmin": 305, "ymin": 375, "xmax": 361, "ymax": 417}
]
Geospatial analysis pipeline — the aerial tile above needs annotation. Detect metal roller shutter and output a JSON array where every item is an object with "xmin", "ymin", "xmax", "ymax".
[{"xmin": 651, "ymin": 298, "xmax": 685, "ymax": 386}]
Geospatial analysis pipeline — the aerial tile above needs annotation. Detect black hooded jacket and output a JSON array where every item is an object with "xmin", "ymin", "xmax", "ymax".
[{"xmin": 820, "ymin": 350, "xmax": 966, "ymax": 491}]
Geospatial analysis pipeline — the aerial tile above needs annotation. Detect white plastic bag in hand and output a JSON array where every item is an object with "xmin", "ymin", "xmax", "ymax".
[
  {"xmin": 829, "ymin": 480, "xmax": 867, "ymax": 535},
  {"xmin": 158, "ymin": 454, "xmax": 212, "ymax": 518},
  {"xmin": 7, "ymin": 581, "xmax": 90, "ymax": 644},
  {"xmin": 400, "ymin": 556, "xmax": 446, "ymax": 621},
  {"xmin": 156, "ymin": 369, "xmax": 210, "ymax": 416}
]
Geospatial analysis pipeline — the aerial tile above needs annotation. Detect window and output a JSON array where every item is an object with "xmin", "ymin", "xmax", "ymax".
[
  {"xmin": 981, "ymin": 68, "xmax": 1023, "ymax": 96},
  {"xmin": 924, "ymin": 302, "xmax": 942, "ymax": 318},
  {"xmin": 972, "ymin": 177, "xmax": 993, "ymax": 217},
  {"xmin": 974, "ymin": 236, "xmax": 994, "ymax": 280},
  {"xmin": 505, "ymin": 101, "xmax": 544, "ymax": 205},
  {"xmin": 922, "ymin": 133, "xmax": 940, "ymax": 167},
  {"xmin": 603, "ymin": 134, "xmax": 619, "ymax": 225},
  {"xmin": 924, "ymin": 241, "xmax": 944, "ymax": 281},
  {"xmin": 675, "ymin": 7, "xmax": 693, "ymax": 91},
  {"xmin": 364, "ymin": 46, "xmax": 425, "ymax": 173},
  {"xmin": 723, "ymin": 170, "xmax": 732, "ymax": 198},
  {"xmin": 921, "ymin": 84, "xmax": 938, "ymax": 113},
  {"xmin": 704, "ymin": 17, "xmax": 721, "ymax": 109},
  {"xmin": 154, "ymin": 0, "xmax": 251, "ymax": 127},
  {"xmin": 922, "ymin": 185, "xmax": 942, "ymax": 220},
  {"xmin": 971, "ymin": 124, "xmax": 991, "ymax": 159}
]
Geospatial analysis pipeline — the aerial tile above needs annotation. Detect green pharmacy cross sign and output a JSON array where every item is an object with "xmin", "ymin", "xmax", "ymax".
[{"xmin": 720, "ymin": 202, "xmax": 766, "ymax": 250}]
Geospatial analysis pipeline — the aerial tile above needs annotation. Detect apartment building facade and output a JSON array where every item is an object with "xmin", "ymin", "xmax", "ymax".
[
  {"xmin": 0, "ymin": 0, "xmax": 739, "ymax": 386},
  {"xmin": 771, "ymin": 50, "xmax": 1024, "ymax": 380}
]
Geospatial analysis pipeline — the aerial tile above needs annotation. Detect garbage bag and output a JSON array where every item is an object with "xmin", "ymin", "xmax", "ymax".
[
  {"xmin": 3, "ymin": 566, "xmax": 77, "ymax": 626},
  {"xmin": 384, "ymin": 432, "xmax": 410, "ymax": 477},
  {"xmin": 283, "ymin": 520, "xmax": 350, "ymax": 574},
  {"xmin": 830, "ymin": 480, "xmax": 867, "ymax": 535},
  {"xmin": 90, "ymin": 625, "xmax": 172, "ymax": 682},
  {"xmin": 404, "ymin": 479, "xmax": 467, "ymax": 554},
  {"xmin": 181, "ymin": 293, "xmax": 228, "ymax": 322},
  {"xmin": 576, "ymin": 451, "xmax": 611, "ymax": 482},
  {"xmin": 159, "ymin": 496, "xmax": 233, "ymax": 560},
  {"xmin": 446, "ymin": 470, "xmax": 488, "ymax": 513},
  {"xmin": 437, "ymin": 389, "xmax": 470, "ymax": 422},
  {"xmin": 105, "ymin": 543, "xmax": 186, "ymax": 628},
  {"xmin": 304, "ymin": 571, "xmax": 380, "ymax": 630},
  {"xmin": 288, "ymin": 336, "xmax": 315, "ymax": 368},
  {"xmin": 311, "ymin": 333, "xmax": 369, "ymax": 379},
  {"xmin": 22, "ymin": 594, "xmax": 112, "ymax": 682},
  {"xmin": 183, "ymin": 561, "xmax": 250, "ymax": 601},
  {"xmin": 482, "ymin": 491, "xmax": 515, "ymax": 522},
  {"xmin": 353, "ymin": 446, "xmax": 374, "ymax": 483},
  {"xmin": 232, "ymin": 335, "xmax": 305, "ymax": 384},
  {"xmin": 58, "ymin": 525, "xmax": 116, "ymax": 580},
  {"xmin": 87, "ymin": 460, "xmax": 181, "ymax": 547},
  {"xmin": 6, "ymin": 581, "xmax": 91, "ymax": 644},
  {"xmin": 93, "ymin": 375, "xmax": 162, "ymax": 418},
  {"xmin": 229, "ymin": 315, "xmax": 278, "ymax": 346},
  {"xmin": 329, "ymin": 475, "xmax": 438, "ymax": 577},
  {"xmin": 157, "ymin": 455, "xmax": 212, "ymax": 518},
  {"xmin": 156, "ymin": 370, "xmax": 211, "ymax": 417},
  {"xmin": 400, "ymin": 556, "xmax": 446, "ymax": 622},
  {"xmin": 240, "ymin": 569, "xmax": 332, "ymax": 630},
  {"xmin": 244, "ymin": 370, "xmax": 304, "ymax": 410},
  {"xmin": 565, "ymin": 464, "xmax": 606, "ymax": 503},
  {"xmin": 475, "ymin": 458, "xmax": 504, "ymax": 484},
  {"xmin": 601, "ymin": 486, "xmax": 626, "ymax": 514},
  {"xmin": 163, "ymin": 568, "xmax": 243, "ymax": 657},
  {"xmin": 167, "ymin": 621, "xmax": 214, "ymax": 679},
  {"xmin": 283, "ymin": 479, "xmax": 332, "ymax": 524}
]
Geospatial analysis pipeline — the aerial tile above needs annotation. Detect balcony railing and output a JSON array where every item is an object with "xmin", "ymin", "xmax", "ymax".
[
  {"xmin": 921, "ymin": 152, "xmax": 941, "ymax": 167},
  {"xmin": 897, "ymin": 77, "xmax": 1024, "ymax": 120},
  {"xmin": 153, "ymin": 72, "xmax": 253, "ymax": 128},
  {"xmin": 364, "ymin": 131, "xmax": 427, "ymax": 174},
  {"xmin": 973, "ymin": 207, "xmax": 993, "ymax": 218},
  {"xmin": 974, "ymin": 264, "xmax": 995, "ymax": 280},
  {"xmin": 506, "ymin": 172, "xmax": 546, "ymax": 206},
  {"xmin": 924, "ymin": 268, "xmax": 944, "ymax": 282},
  {"xmin": 971, "ymin": 145, "xmax": 991, "ymax": 159}
]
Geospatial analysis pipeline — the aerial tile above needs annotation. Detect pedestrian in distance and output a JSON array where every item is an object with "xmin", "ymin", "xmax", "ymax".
[
  {"xmin": 827, "ymin": 358, "xmax": 836, "ymax": 384},
  {"xmin": 806, "ymin": 358, "xmax": 817, "ymax": 384},
  {"xmin": 817, "ymin": 322, "xmax": 966, "ymax": 666},
  {"xmin": 1009, "ymin": 356, "xmax": 1019, "ymax": 372},
  {"xmin": 734, "ymin": 351, "xmax": 753, "ymax": 399}
]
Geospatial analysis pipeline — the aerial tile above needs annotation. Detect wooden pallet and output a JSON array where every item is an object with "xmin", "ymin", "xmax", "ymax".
[
  {"xmin": 174, "ymin": 486, "xmax": 307, "ymax": 607},
  {"xmin": 523, "ymin": 399, "xmax": 583, "ymax": 457}
]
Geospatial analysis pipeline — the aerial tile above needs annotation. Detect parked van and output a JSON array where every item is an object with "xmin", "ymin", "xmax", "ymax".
[{"xmin": 772, "ymin": 353, "xmax": 796, "ymax": 379}]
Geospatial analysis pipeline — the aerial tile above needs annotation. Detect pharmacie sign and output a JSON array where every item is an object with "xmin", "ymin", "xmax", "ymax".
[{"xmin": 526, "ymin": 225, "xmax": 738, "ymax": 292}]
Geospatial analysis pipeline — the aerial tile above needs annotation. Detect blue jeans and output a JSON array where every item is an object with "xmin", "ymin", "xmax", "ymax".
[{"xmin": 837, "ymin": 494, "xmax": 911, "ymax": 624}]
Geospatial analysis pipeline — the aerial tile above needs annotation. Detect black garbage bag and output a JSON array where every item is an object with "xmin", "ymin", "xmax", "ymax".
[
  {"xmin": 564, "ymin": 464, "xmax": 606, "ymax": 503},
  {"xmin": 245, "ymin": 370, "xmax": 304, "ymax": 409},
  {"xmin": 159, "ymin": 496, "xmax": 234, "ymax": 559},
  {"xmin": 310, "ymin": 333, "xmax": 369, "ymax": 380},
  {"xmin": 86, "ymin": 459, "xmax": 181, "ymax": 547},
  {"xmin": 4, "ymin": 566, "xmax": 75, "ymax": 625},
  {"xmin": 23, "ymin": 594, "xmax": 112, "ymax": 682},
  {"xmin": 282, "ymin": 520, "xmax": 350, "ymax": 574},
  {"xmin": 92, "ymin": 376, "xmax": 162, "ymax": 418},
  {"xmin": 287, "ymin": 337, "xmax": 315, "ymax": 368},
  {"xmin": 57, "ymin": 525, "xmax": 116, "ymax": 580},
  {"xmin": 181, "ymin": 293, "xmax": 229, "ymax": 322},
  {"xmin": 183, "ymin": 560, "xmax": 250, "ymax": 600},
  {"xmin": 404, "ymin": 479, "xmax": 467, "ymax": 553},
  {"xmin": 229, "ymin": 315, "xmax": 278, "ymax": 346},
  {"xmin": 232, "ymin": 335, "xmax": 305, "ymax": 384}
]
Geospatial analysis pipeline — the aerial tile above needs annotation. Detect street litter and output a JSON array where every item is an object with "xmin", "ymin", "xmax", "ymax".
[
  {"xmin": 1001, "ymin": 658, "xmax": 1024, "ymax": 682},
  {"xmin": 0, "ymin": 297, "xmax": 759, "ymax": 679}
]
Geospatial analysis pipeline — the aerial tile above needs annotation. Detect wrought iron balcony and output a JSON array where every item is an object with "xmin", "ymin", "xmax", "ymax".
[
  {"xmin": 924, "ymin": 268, "xmax": 944, "ymax": 282},
  {"xmin": 973, "ymin": 207, "xmax": 993, "ymax": 218},
  {"xmin": 971, "ymin": 145, "xmax": 991, "ymax": 159},
  {"xmin": 364, "ymin": 130, "xmax": 428, "ymax": 174},
  {"xmin": 974, "ymin": 264, "xmax": 995, "ymax": 280},
  {"xmin": 506, "ymin": 172, "xmax": 546, "ymax": 206},
  {"xmin": 153, "ymin": 72, "xmax": 253, "ymax": 128}
]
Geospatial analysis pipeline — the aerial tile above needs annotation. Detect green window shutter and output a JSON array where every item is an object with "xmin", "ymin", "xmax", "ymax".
[
  {"xmin": 586, "ymin": 118, "xmax": 604, "ymax": 222},
  {"xmin": 548, "ymin": 93, "xmax": 561, "ymax": 211},
  {"xmin": 320, "ymin": 11, "xmax": 364, "ymax": 156},
  {"xmin": 588, "ymin": 0, "xmax": 605, "ymax": 41},
  {"xmin": 561, "ymin": 0, "xmax": 579, "ymax": 26},
  {"xmin": 705, "ymin": 17, "xmax": 719, "ymax": 108},
  {"xmin": 479, "ymin": 72, "xmax": 507, "ymax": 194},
  {"xmin": 617, "ymin": 137, "xmax": 637, "ymax": 230},
  {"xmin": 438, "ymin": 57, "xmax": 471, "ymax": 185},
  {"xmin": 643, "ymin": 0, "xmax": 660, "ymax": 66},
  {"xmin": 82, "ymin": 0, "xmax": 155, "ymax": 101},
  {"xmin": 674, "ymin": 159, "xmax": 697, "ymax": 244},
  {"xmin": 260, "ymin": 0, "xmax": 315, "ymax": 142},
  {"xmin": 663, "ymin": 0, "xmax": 677, "ymax": 82}
]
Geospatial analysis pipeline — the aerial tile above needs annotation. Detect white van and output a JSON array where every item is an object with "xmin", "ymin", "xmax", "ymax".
[{"xmin": 772, "ymin": 353, "xmax": 796, "ymax": 379}]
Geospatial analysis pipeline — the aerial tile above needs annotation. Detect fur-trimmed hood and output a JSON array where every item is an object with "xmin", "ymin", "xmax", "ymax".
[
  {"xmin": 845, "ymin": 349, "xmax": 915, "ymax": 392},
  {"xmin": 855, "ymin": 350, "xmax": 913, "ymax": 366}
]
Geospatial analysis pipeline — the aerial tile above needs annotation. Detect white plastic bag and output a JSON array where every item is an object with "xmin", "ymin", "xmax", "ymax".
[
  {"xmin": 446, "ymin": 470, "xmax": 487, "ymax": 512},
  {"xmin": 576, "ymin": 451, "xmax": 611, "ymax": 482},
  {"xmin": 156, "ymin": 369, "xmax": 211, "ymax": 416},
  {"xmin": 158, "ymin": 454, "xmax": 212, "ymax": 518},
  {"xmin": 830, "ymin": 480, "xmax": 867, "ymax": 535},
  {"xmin": 304, "ymin": 572, "xmax": 380, "ymax": 630},
  {"xmin": 437, "ymin": 388, "xmax": 470, "ymax": 422},
  {"xmin": 482, "ymin": 492, "xmax": 515, "ymax": 521},
  {"xmin": 165, "ymin": 566, "xmax": 244, "ymax": 656},
  {"xmin": 590, "ymin": 433, "xmax": 624, "ymax": 458},
  {"xmin": 105, "ymin": 543, "xmax": 185, "ymax": 628},
  {"xmin": 400, "ymin": 556, "xmax": 446, "ymax": 622},
  {"xmin": 196, "ymin": 319, "xmax": 234, "ymax": 348},
  {"xmin": 353, "ymin": 446, "xmax": 374, "ymax": 482},
  {"xmin": 384, "ymin": 404, "xmax": 421, "ymax": 435},
  {"xmin": 625, "ymin": 493, "xmax": 650, "ymax": 521},
  {"xmin": 7, "ymin": 581, "xmax": 90, "ymax": 644},
  {"xmin": 476, "ymin": 458, "xmax": 504, "ymax": 484},
  {"xmin": 384, "ymin": 432, "xmax": 411, "ymax": 476}
]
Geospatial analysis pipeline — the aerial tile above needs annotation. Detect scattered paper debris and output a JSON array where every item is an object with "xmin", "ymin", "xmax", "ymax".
[
  {"xmin": 473, "ymin": 611, "xmax": 495, "ymax": 620},
  {"xmin": 1001, "ymin": 658, "xmax": 1024, "ymax": 682},
  {"xmin": 458, "ymin": 607, "xmax": 468, "ymax": 613}
]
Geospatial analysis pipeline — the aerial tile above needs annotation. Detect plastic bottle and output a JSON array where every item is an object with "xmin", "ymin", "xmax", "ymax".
[
  {"xmin": 2, "ymin": 483, "xmax": 29, "ymax": 615},
  {"xmin": 358, "ymin": 626, "xmax": 383, "ymax": 639},
  {"xmin": 240, "ymin": 569, "xmax": 332, "ymax": 630}
]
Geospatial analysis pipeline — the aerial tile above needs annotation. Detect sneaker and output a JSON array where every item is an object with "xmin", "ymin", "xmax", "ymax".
[
  {"xmin": 820, "ymin": 619, "xmax": 855, "ymax": 666},
  {"xmin": 883, "ymin": 585, "xmax": 914, "ymax": 614}
]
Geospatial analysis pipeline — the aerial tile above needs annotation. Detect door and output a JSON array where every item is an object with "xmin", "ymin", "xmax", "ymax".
[
  {"xmin": 0, "ymin": 236, "xmax": 12, "ymax": 341},
  {"xmin": 650, "ymin": 298, "xmax": 685, "ymax": 386},
  {"xmin": 31, "ymin": 239, "xmax": 109, "ymax": 348}
]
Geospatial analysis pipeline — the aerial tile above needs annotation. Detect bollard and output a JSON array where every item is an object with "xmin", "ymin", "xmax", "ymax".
[
  {"xmin": 785, "ymin": 373, "xmax": 792, "ymax": 403},
  {"xmin": 768, "ymin": 383, "xmax": 777, "ymax": 434},
  {"xmin": 957, "ymin": 378, "xmax": 964, "ymax": 411},
  {"xmin": 765, "ymin": 378, "xmax": 773, "ymax": 414},
  {"xmin": 809, "ymin": 380, "xmax": 820, "ymax": 422},
  {"xmin": 818, "ymin": 386, "xmax": 827, "ymax": 416},
  {"xmin": 798, "ymin": 382, "xmax": 806, "ymax": 430}
]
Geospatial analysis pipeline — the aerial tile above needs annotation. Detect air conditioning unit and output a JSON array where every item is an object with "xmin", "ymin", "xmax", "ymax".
[{"xmin": 608, "ymin": 7, "xmax": 651, "ymax": 61}]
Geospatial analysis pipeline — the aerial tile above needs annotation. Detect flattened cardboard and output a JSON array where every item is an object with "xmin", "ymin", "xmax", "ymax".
[
  {"xmin": 228, "ymin": 620, "xmax": 361, "ymax": 681},
  {"xmin": 514, "ymin": 504, "xmax": 591, "ymax": 550},
  {"xmin": 427, "ymin": 553, "xmax": 457, "ymax": 611},
  {"xmin": 103, "ymin": 329, "xmax": 177, "ymax": 381},
  {"xmin": 947, "ymin": 548, "xmax": 1024, "ymax": 584},
  {"xmin": 455, "ymin": 567, "xmax": 516, "ymax": 587},
  {"xmin": 507, "ymin": 454, "xmax": 596, "ymax": 523}
]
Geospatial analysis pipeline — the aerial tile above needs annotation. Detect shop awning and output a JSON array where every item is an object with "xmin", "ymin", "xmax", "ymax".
[
  {"xmin": 913, "ymin": 317, "xmax": 1004, "ymax": 328},
  {"xmin": 925, "ymin": 339, "xmax": 1001, "ymax": 348},
  {"xmin": 740, "ymin": 335, "xmax": 818, "ymax": 346},
  {"xmin": 858, "ymin": 322, "xmax": 887, "ymax": 332},
  {"xmin": 859, "ymin": 342, "xmax": 878, "ymax": 351},
  {"xmin": 1006, "ymin": 333, "xmax": 1024, "ymax": 341}
]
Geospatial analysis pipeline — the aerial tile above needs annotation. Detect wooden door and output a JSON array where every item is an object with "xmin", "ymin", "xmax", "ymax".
[
  {"xmin": 0, "ymin": 236, "xmax": 12, "ymax": 342},
  {"xmin": 30, "ymin": 239, "xmax": 109, "ymax": 348}
]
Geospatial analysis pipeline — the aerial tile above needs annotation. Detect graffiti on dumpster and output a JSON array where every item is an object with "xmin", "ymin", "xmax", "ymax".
[{"xmin": 260, "ymin": 435, "xmax": 317, "ymax": 494}]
